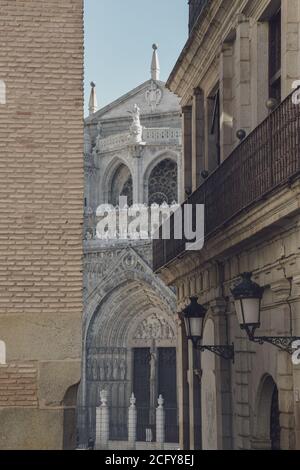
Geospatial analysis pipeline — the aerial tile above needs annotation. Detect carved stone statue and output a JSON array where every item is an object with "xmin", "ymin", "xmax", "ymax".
[
  {"xmin": 99, "ymin": 359, "xmax": 105, "ymax": 381},
  {"xmin": 113, "ymin": 358, "xmax": 119, "ymax": 381},
  {"xmin": 106, "ymin": 359, "xmax": 112, "ymax": 380},
  {"xmin": 92, "ymin": 359, "xmax": 98, "ymax": 380},
  {"xmin": 128, "ymin": 104, "xmax": 143, "ymax": 144},
  {"xmin": 149, "ymin": 350, "xmax": 157, "ymax": 381},
  {"xmin": 119, "ymin": 359, "xmax": 126, "ymax": 380}
]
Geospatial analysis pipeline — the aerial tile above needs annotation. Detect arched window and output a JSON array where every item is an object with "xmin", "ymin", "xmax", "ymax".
[
  {"xmin": 0, "ymin": 340, "xmax": 6, "ymax": 365},
  {"xmin": 110, "ymin": 164, "xmax": 133, "ymax": 206},
  {"xmin": 148, "ymin": 159, "xmax": 177, "ymax": 205}
]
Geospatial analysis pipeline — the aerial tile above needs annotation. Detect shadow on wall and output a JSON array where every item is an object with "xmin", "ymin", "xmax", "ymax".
[{"xmin": 63, "ymin": 383, "xmax": 80, "ymax": 450}]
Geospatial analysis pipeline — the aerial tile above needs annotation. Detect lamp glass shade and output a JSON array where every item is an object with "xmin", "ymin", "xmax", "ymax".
[
  {"xmin": 241, "ymin": 298, "xmax": 260, "ymax": 326},
  {"xmin": 231, "ymin": 272, "xmax": 264, "ymax": 329},
  {"xmin": 182, "ymin": 296, "xmax": 207, "ymax": 341},
  {"xmin": 234, "ymin": 299, "xmax": 244, "ymax": 326},
  {"xmin": 189, "ymin": 316, "xmax": 204, "ymax": 339}
]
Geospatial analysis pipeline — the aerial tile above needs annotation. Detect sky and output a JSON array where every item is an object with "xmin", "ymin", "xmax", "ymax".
[{"xmin": 84, "ymin": 0, "xmax": 189, "ymax": 117}]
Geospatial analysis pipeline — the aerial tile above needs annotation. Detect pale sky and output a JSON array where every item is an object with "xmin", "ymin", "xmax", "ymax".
[{"xmin": 84, "ymin": 0, "xmax": 188, "ymax": 117}]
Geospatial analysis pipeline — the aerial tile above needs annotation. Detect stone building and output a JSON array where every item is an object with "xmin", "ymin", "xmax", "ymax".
[
  {"xmin": 79, "ymin": 46, "xmax": 182, "ymax": 446},
  {"xmin": 0, "ymin": 0, "xmax": 84, "ymax": 449},
  {"xmin": 153, "ymin": 0, "xmax": 300, "ymax": 450}
]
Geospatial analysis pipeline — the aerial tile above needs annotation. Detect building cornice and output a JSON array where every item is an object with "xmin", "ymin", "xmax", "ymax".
[{"xmin": 166, "ymin": 0, "xmax": 271, "ymax": 104}]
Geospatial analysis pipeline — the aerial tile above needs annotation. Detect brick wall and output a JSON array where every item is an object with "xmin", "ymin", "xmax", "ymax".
[
  {"xmin": 0, "ymin": 363, "xmax": 38, "ymax": 408},
  {"xmin": 0, "ymin": 0, "xmax": 84, "ymax": 449}
]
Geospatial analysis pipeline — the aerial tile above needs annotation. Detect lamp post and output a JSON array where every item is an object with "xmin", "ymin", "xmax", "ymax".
[
  {"xmin": 182, "ymin": 297, "xmax": 234, "ymax": 362},
  {"xmin": 231, "ymin": 272, "xmax": 300, "ymax": 355}
]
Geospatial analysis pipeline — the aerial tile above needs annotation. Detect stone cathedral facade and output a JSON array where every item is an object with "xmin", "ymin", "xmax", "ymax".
[{"xmin": 79, "ymin": 47, "xmax": 182, "ymax": 444}]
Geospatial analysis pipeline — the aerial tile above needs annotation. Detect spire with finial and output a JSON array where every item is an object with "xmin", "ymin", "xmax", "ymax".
[
  {"xmin": 88, "ymin": 81, "xmax": 98, "ymax": 116},
  {"xmin": 151, "ymin": 44, "xmax": 160, "ymax": 81}
]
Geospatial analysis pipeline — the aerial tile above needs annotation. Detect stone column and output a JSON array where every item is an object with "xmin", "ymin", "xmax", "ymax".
[
  {"xmin": 234, "ymin": 14, "xmax": 252, "ymax": 138},
  {"xmin": 250, "ymin": 20, "xmax": 269, "ymax": 126},
  {"xmin": 210, "ymin": 297, "xmax": 233, "ymax": 450},
  {"xmin": 182, "ymin": 106, "xmax": 193, "ymax": 198},
  {"xmin": 177, "ymin": 315, "xmax": 190, "ymax": 450},
  {"xmin": 281, "ymin": 0, "xmax": 300, "ymax": 98},
  {"xmin": 192, "ymin": 88, "xmax": 205, "ymax": 190},
  {"xmin": 128, "ymin": 393, "xmax": 137, "ymax": 446},
  {"xmin": 156, "ymin": 395, "xmax": 165, "ymax": 445},
  {"xmin": 95, "ymin": 389, "xmax": 109, "ymax": 449},
  {"xmin": 219, "ymin": 43, "xmax": 234, "ymax": 162},
  {"xmin": 149, "ymin": 342, "xmax": 158, "ymax": 428},
  {"xmin": 131, "ymin": 144, "xmax": 144, "ymax": 204},
  {"xmin": 187, "ymin": 339, "xmax": 201, "ymax": 450}
]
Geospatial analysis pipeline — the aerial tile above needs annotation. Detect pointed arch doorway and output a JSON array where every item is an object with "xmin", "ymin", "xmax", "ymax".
[
  {"xmin": 79, "ymin": 249, "xmax": 179, "ymax": 445},
  {"xmin": 253, "ymin": 374, "xmax": 281, "ymax": 450}
]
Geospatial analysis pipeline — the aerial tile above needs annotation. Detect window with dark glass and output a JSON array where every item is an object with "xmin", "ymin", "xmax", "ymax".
[{"xmin": 269, "ymin": 8, "xmax": 281, "ymax": 102}]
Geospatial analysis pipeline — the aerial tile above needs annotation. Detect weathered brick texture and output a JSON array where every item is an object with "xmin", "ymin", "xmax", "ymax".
[
  {"xmin": 0, "ymin": 363, "xmax": 38, "ymax": 407},
  {"xmin": 0, "ymin": 0, "xmax": 84, "ymax": 449}
]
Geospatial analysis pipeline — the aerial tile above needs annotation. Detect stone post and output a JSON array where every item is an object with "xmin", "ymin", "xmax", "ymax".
[
  {"xmin": 156, "ymin": 395, "xmax": 165, "ymax": 445},
  {"xmin": 95, "ymin": 389, "xmax": 109, "ymax": 449},
  {"xmin": 128, "ymin": 393, "xmax": 137, "ymax": 446}
]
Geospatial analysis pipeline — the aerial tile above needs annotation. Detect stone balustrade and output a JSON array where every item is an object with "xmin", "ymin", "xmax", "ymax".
[{"xmin": 97, "ymin": 127, "xmax": 182, "ymax": 152}]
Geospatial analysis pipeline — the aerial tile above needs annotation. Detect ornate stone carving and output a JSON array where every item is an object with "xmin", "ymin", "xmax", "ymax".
[
  {"xmin": 122, "ymin": 252, "xmax": 137, "ymax": 269},
  {"xmin": 133, "ymin": 313, "xmax": 175, "ymax": 340},
  {"xmin": 145, "ymin": 80, "xmax": 162, "ymax": 111},
  {"xmin": 128, "ymin": 104, "xmax": 143, "ymax": 144}
]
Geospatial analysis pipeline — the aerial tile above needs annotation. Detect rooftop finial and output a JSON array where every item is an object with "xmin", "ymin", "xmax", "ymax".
[
  {"xmin": 151, "ymin": 43, "xmax": 160, "ymax": 81},
  {"xmin": 88, "ymin": 81, "xmax": 98, "ymax": 116}
]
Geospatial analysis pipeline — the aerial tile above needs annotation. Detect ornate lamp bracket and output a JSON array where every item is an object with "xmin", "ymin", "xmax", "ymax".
[
  {"xmin": 243, "ymin": 325, "xmax": 300, "ymax": 355},
  {"xmin": 251, "ymin": 335, "xmax": 300, "ymax": 355},
  {"xmin": 192, "ymin": 338, "xmax": 235, "ymax": 362}
]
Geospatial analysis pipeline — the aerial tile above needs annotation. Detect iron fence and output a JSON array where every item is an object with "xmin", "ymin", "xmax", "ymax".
[{"xmin": 153, "ymin": 90, "xmax": 300, "ymax": 271}]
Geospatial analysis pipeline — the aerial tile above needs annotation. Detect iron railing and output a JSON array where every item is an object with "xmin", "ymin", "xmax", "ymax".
[
  {"xmin": 188, "ymin": 0, "xmax": 210, "ymax": 33},
  {"xmin": 153, "ymin": 90, "xmax": 300, "ymax": 272}
]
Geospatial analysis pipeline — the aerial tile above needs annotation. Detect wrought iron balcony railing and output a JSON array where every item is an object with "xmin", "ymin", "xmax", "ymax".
[
  {"xmin": 153, "ymin": 90, "xmax": 300, "ymax": 272},
  {"xmin": 189, "ymin": 0, "xmax": 210, "ymax": 33}
]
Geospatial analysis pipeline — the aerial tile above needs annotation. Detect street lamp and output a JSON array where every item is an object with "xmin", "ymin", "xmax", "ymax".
[
  {"xmin": 182, "ymin": 297, "xmax": 234, "ymax": 362},
  {"xmin": 230, "ymin": 272, "xmax": 264, "ymax": 338},
  {"xmin": 231, "ymin": 272, "xmax": 300, "ymax": 355}
]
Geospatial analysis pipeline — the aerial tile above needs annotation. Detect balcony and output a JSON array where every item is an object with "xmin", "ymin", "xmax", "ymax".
[
  {"xmin": 188, "ymin": 0, "xmax": 210, "ymax": 33},
  {"xmin": 153, "ymin": 90, "xmax": 300, "ymax": 272}
]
